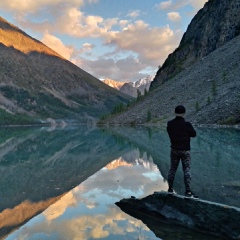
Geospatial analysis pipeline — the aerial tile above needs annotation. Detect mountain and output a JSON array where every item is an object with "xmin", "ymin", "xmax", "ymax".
[
  {"xmin": 0, "ymin": 16, "xmax": 131, "ymax": 125},
  {"xmin": 105, "ymin": 158, "xmax": 132, "ymax": 170},
  {"xmin": 102, "ymin": 79, "xmax": 126, "ymax": 90},
  {"xmin": 128, "ymin": 75, "xmax": 154, "ymax": 97},
  {"xmin": 104, "ymin": 23, "xmax": 240, "ymax": 124},
  {"xmin": 103, "ymin": 76, "xmax": 154, "ymax": 98},
  {"xmin": 151, "ymin": 0, "xmax": 240, "ymax": 89},
  {"xmin": 119, "ymin": 82, "xmax": 138, "ymax": 98}
]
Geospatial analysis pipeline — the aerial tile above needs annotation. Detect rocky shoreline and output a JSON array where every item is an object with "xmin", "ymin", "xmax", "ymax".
[{"xmin": 116, "ymin": 191, "xmax": 240, "ymax": 239}]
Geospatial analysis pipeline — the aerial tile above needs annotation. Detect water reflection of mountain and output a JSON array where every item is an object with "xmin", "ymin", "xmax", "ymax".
[
  {"xmin": 106, "ymin": 126, "xmax": 240, "ymax": 208},
  {"xmin": 0, "ymin": 126, "xmax": 132, "ymax": 238},
  {"xmin": 106, "ymin": 149, "xmax": 159, "ymax": 172},
  {"xmin": 1, "ymin": 125, "xmax": 239, "ymax": 238}
]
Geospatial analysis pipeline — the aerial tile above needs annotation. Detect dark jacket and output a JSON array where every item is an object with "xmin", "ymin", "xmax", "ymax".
[{"xmin": 167, "ymin": 116, "xmax": 196, "ymax": 150}]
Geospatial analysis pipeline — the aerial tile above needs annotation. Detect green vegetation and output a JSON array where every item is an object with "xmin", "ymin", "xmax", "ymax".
[
  {"xmin": 130, "ymin": 121, "xmax": 136, "ymax": 127},
  {"xmin": 207, "ymin": 96, "xmax": 211, "ymax": 105},
  {"xmin": 99, "ymin": 89, "xmax": 147, "ymax": 123},
  {"xmin": 137, "ymin": 89, "xmax": 142, "ymax": 100},
  {"xmin": 0, "ymin": 86, "xmax": 35, "ymax": 111},
  {"xmin": 195, "ymin": 101, "xmax": 200, "ymax": 112},
  {"xmin": 235, "ymin": 24, "xmax": 240, "ymax": 36},
  {"xmin": 0, "ymin": 109, "xmax": 38, "ymax": 125},
  {"xmin": 211, "ymin": 80, "xmax": 217, "ymax": 96},
  {"xmin": 0, "ymin": 126, "xmax": 35, "ymax": 145},
  {"xmin": 36, "ymin": 92, "xmax": 76, "ymax": 118},
  {"xmin": 0, "ymin": 85, "xmax": 82, "ymax": 120},
  {"xmin": 144, "ymin": 89, "xmax": 148, "ymax": 96},
  {"xmin": 112, "ymin": 103, "xmax": 124, "ymax": 114},
  {"xmin": 222, "ymin": 71, "xmax": 227, "ymax": 83},
  {"xmin": 218, "ymin": 116, "xmax": 237, "ymax": 125},
  {"xmin": 147, "ymin": 109, "xmax": 152, "ymax": 122}
]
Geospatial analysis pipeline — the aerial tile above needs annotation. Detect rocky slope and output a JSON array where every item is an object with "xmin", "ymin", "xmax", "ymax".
[
  {"xmin": 104, "ymin": 34, "xmax": 240, "ymax": 125},
  {"xmin": 151, "ymin": 0, "xmax": 240, "ymax": 89},
  {"xmin": 0, "ymin": 17, "xmax": 131, "ymax": 124}
]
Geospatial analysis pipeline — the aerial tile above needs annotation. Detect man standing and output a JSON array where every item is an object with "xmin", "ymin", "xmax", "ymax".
[{"xmin": 167, "ymin": 105, "xmax": 198, "ymax": 198}]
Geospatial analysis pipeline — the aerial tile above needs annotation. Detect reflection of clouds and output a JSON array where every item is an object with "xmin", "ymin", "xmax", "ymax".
[
  {"xmin": 43, "ymin": 191, "xmax": 77, "ymax": 221},
  {"xmin": 81, "ymin": 164, "xmax": 167, "ymax": 199},
  {"xmin": 11, "ymin": 206, "xmax": 154, "ymax": 240},
  {"xmin": 7, "ymin": 151, "xmax": 164, "ymax": 240}
]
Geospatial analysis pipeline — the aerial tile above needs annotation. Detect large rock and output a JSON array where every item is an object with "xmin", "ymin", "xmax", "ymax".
[{"xmin": 116, "ymin": 191, "xmax": 240, "ymax": 239}]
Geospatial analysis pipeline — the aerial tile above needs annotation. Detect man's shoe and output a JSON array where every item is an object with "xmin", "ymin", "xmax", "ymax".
[
  {"xmin": 185, "ymin": 191, "xmax": 199, "ymax": 199},
  {"xmin": 168, "ymin": 188, "xmax": 176, "ymax": 194}
]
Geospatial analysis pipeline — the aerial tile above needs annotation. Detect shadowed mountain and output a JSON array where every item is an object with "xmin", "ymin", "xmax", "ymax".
[
  {"xmin": 151, "ymin": 0, "xmax": 240, "ymax": 89},
  {"xmin": 0, "ymin": 16, "xmax": 132, "ymax": 125}
]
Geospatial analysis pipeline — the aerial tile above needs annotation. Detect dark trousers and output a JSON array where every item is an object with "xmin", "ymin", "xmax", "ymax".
[{"xmin": 168, "ymin": 149, "xmax": 191, "ymax": 191}]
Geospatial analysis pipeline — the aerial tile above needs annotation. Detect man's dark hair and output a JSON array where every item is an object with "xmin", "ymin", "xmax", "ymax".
[{"xmin": 175, "ymin": 105, "xmax": 186, "ymax": 114}]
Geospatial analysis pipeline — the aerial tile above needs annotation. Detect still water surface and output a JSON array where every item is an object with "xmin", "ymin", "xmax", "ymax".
[{"xmin": 0, "ymin": 125, "xmax": 239, "ymax": 239}]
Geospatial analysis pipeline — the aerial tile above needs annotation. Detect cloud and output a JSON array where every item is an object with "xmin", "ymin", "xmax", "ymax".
[
  {"xmin": 167, "ymin": 12, "xmax": 182, "ymax": 22},
  {"xmin": 16, "ymin": 206, "xmax": 153, "ymax": 240},
  {"xmin": 75, "ymin": 56, "xmax": 147, "ymax": 82},
  {"xmin": 68, "ymin": 19, "xmax": 183, "ymax": 81},
  {"xmin": 156, "ymin": 0, "xmax": 172, "ymax": 10},
  {"xmin": 43, "ymin": 191, "xmax": 77, "ymax": 221},
  {"xmin": 3, "ymin": 0, "xmax": 197, "ymax": 81},
  {"xmin": 104, "ymin": 20, "xmax": 183, "ymax": 66},
  {"xmin": 119, "ymin": 20, "xmax": 129, "ymax": 29},
  {"xmin": 0, "ymin": 0, "xmax": 84, "ymax": 13},
  {"xmin": 87, "ymin": 0, "xmax": 98, "ymax": 3},
  {"xmin": 80, "ymin": 163, "xmax": 167, "ymax": 197},
  {"xmin": 190, "ymin": 0, "xmax": 208, "ymax": 10},
  {"xmin": 127, "ymin": 10, "xmax": 141, "ymax": 18},
  {"xmin": 12, "ymin": 156, "xmax": 166, "ymax": 240},
  {"xmin": 50, "ymin": 7, "xmax": 118, "ymax": 38},
  {"xmin": 5, "ymin": 0, "xmax": 183, "ymax": 81},
  {"xmin": 41, "ymin": 33, "xmax": 74, "ymax": 60},
  {"xmin": 156, "ymin": 0, "xmax": 208, "ymax": 11},
  {"xmin": 14, "ymin": 5, "xmax": 118, "ymax": 39},
  {"xmin": 82, "ymin": 43, "xmax": 95, "ymax": 51},
  {"xmin": 14, "ymin": 4, "xmax": 181, "ymax": 64}
]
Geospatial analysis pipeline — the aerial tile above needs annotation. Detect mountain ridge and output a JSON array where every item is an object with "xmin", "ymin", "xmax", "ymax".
[
  {"xmin": 151, "ymin": 0, "xmax": 240, "ymax": 89},
  {"xmin": 0, "ymin": 16, "xmax": 62, "ymax": 58},
  {"xmin": 103, "ymin": 76, "xmax": 154, "ymax": 98},
  {"xmin": 0, "ymin": 16, "xmax": 132, "ymax": 124}
]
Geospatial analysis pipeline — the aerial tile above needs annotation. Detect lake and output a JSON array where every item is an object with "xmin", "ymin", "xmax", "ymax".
[{"xmin": 0, "ymin": 125, "xmax": 239, "ymax": 239}]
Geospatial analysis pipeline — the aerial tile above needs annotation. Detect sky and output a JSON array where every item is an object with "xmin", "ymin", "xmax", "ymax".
[{"xmin": 0, "ymin": 0, "xmax": 208, "ymax": 82}]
